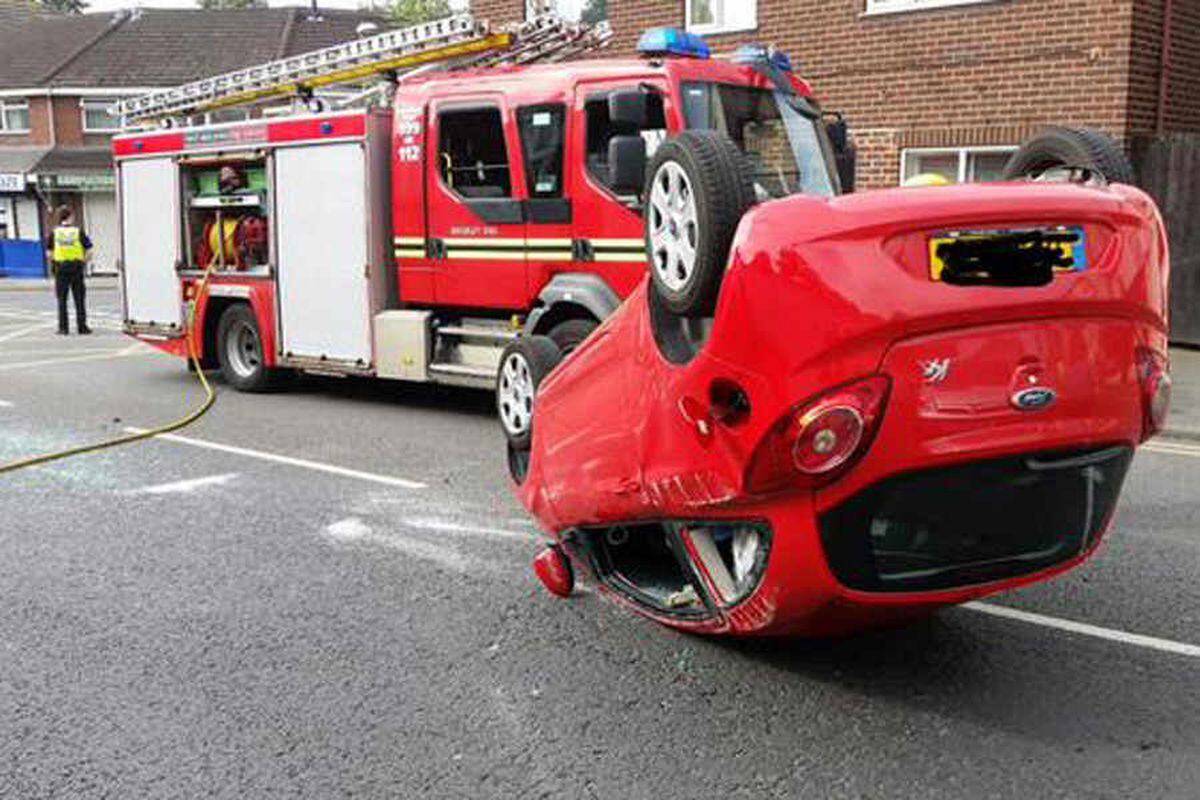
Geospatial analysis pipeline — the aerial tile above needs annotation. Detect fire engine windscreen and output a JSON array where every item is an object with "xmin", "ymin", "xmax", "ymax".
[{"xmin": 681, "ymin": 83, "xmax": 836, "ymax": 199}]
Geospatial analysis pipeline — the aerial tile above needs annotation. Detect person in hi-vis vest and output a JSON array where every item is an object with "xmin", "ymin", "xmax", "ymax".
[{"xmin": 46, "ymin": 205, "xmax": 92, "ymax": 335}]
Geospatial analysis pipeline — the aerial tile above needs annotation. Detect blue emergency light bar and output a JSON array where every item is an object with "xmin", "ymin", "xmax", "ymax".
[
  {"xmin": 733, "ymin": 44, "xmax": 794, "ymax": 72},
  {"xmin": 637, "ymin": 27, "xmax": 711, "ymax": 59}
]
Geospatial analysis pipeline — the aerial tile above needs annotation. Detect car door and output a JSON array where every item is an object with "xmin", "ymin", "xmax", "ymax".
[{"xmin": 426, "ymin": 97, "xmax": 527, "ymax": 309}]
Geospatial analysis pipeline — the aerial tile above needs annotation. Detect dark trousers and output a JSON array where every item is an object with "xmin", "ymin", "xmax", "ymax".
[{"xmin": 54, "ymin": 261, "xmax": 87, "ymax": 332}]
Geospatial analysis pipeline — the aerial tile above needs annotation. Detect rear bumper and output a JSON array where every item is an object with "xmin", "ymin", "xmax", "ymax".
[{"xmin": 571, "ymin": 443, "xmax": 1135, "ymax": 638}]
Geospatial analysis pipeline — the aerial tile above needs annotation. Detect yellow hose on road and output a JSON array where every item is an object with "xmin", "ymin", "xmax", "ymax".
[{"xmin": 0, "ymin": 264, "xmax": 218, "ymax": 476}]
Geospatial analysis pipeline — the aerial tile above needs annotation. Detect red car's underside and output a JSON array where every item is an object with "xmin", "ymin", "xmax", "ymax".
[{"xmin": 516, "ymin": 181, "xmax": 1170, "ymax": 636}]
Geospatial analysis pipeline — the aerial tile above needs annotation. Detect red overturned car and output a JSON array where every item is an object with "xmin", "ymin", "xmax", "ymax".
[{"xmin": 497, "ymin": 48, "xmax": 1170, "ymax": 637}]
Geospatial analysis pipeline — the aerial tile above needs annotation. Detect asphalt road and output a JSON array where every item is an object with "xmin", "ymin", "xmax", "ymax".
[{"xmin": 1, "ymin": 285, "xmax": 1198, "ymax": 799}]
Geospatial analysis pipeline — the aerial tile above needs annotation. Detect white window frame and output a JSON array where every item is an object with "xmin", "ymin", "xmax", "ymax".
[
  {"xmin": 80, "ymin": 97, "xmax": 123, "ymax": 133},
  {"xmin": 864, "ymin": 0, "xmax": 999, "ymax": 16},
  {"xmin": 685, "ymin": 0, "xmax": 758, "ymax": 35},
  {"xmin": 900, "ymin": 146, "xmax": 1017, "ymax": 184},
  {"xmin": 0, "ymin": 100, "xmax": 31, "ymax": 134}
]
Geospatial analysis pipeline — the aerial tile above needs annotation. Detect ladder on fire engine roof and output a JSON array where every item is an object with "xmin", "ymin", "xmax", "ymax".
[{"xmin": 116, "ymin": 13, "xmax": 612, "ymax": 125}]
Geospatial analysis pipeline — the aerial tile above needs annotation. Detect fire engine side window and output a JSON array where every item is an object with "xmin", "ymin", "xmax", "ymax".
[
  {"xmin": 517, "ymin": 105, "xmax": 566, "ymax": 198},
  {"xmin": 438, "ymin": 107, "xmax": 512, "ymax": 199},
  {"xmin": 585, "ymin": 90, "xmax": 666, "ymax": 192}
]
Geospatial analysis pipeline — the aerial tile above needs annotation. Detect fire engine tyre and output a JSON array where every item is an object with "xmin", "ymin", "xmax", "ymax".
[
  {"xmin": 216, "ymin": 304, "xmax": 285, "ymax": 393},
  {"xmin": 1002, "ymin": 127, "xmax": 1135, "ymax": 186},
  {"xmin": 645, "ymin": 130, "xmax": 757, "ymax": 318},
  {"xmin": 545, "ymin": 318, "xmax": 598, "ymax": 355},
  {"xmin": 497, "ymin": 335, "xmax": 562, "ymax": 452}
]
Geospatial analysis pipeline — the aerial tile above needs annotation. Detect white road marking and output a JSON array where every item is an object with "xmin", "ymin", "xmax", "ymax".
[
  {"xmin": 321, "ymin": 517, "xmax": 483, "ymax": 574},
  {"xmin": 964, "ymin": 602, "xmax": 1200, "ymax": 658},
  {"xmin": 0, "ymin": 322, "xmax": 53, "ymax": 343},
  {"xmin": 402, "ymin": 516, "xmax": 537, "ymax": 541},
  {"xmin": 1143, "ymin": 440, "xmax": 1200, "ymax": 459},
  {"xmin": 127, "ymin": 472, "xmax": 239, "ymax": 496},
  {"xmin": 0, "ymin": 342, "xmax": 152, "ymax": 372},
  {"xmin": 124, "ymin": 428, "xmax": 426, "ymax": 490}
]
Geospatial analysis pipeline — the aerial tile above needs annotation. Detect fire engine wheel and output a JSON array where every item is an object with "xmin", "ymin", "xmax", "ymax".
[
  {"xmin": 497, "ymin": 335, "xmax": 561, "ymax": 453},
  {"xmin": 545, "ymin": 318, "xmax": 597, "ymax": 356},
  {"xmin": 216, "ymin": 304, "xmax": 285, "ymax": 393},
  {"xmin": 645, "ymin": 130, "xmax": 756, "ymax": 318},
  {"xmin": 1003, "ymin": 127, "xmax": 1135, "ymax": 186}
]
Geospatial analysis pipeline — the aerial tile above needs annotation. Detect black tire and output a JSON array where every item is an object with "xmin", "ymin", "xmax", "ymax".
[
  {"xmin": 644, "ymin": 130, "xmax": 756, "ymax": 317},
  {"xmin": 496, "ymin": 335, "xmax": 562, "ymax": 451},
  {"xmin": 215, "ymin": 304, "xmax": 287, "ymax": 392},
  {"xmin": 1003, "ymin": 127, "xmax": 1135, "ymax": 185},
  {"xmin": 545, "ymin": 317, "xmax": 598, "ymax": 355}
]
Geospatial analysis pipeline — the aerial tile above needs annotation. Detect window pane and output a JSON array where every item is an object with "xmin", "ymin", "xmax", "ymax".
[
  {"xmin": 438, "ymin": 107, "xmax": 511, "ymax": 198},
  {"xmin": 905, "ymin": 152, "xmax": 959, "ymax": 183},
  {"xmin": 585, "ymin": 89, "xmax": 666, "ymax": 194},
  {"xmin": 690, "ymin": 0, "xmax": 717, "ymax": 25},
  {"xmin": 518, "ymin": 105, "xmax": 566, "ymax": 198},
  {"xmin": 968, "ymin": 151, "xmax": 1012, "ymax": 183},
  {"xmin": 3, "ymin": 105, "xmax": 30, "ymax": 132},
  {"xmin": 83, "ymin": 102, "xmax": 120, "ymax": 131}
]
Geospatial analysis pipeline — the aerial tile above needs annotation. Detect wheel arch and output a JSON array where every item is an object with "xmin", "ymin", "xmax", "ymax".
[
  {"xmin": 200, "ymin": 291, "xmax": 278, "ymax": 370},
  {"xmin": 526, "ymin": 273, "xmax": 620, "ymax": 336}
]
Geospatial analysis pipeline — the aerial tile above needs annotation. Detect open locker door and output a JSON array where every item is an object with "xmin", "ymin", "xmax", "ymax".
[
  {"xmin": 121, "ymin": 157, "xmax": 182, "ymax": 331},
  {"xmin": 275, "ymin": 143, "xmax": 373, "ymax": 366}
]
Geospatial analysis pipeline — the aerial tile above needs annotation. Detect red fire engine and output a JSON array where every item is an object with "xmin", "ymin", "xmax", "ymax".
[{"xmin": 112, "ymin": 16, "xmax": 851, "ymax": 391}]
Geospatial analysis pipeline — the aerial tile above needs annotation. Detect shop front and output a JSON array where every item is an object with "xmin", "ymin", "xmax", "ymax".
[{"xmin": 35, "ymin": 149, "xmax": 118, "ymax": 276}]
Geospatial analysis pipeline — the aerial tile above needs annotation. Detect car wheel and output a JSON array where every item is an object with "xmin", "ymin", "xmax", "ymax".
[
  {"xmin": 216, "ymin": 304, "xmax": 287, "ymax": 392},
  {"xmin": 644, "ymin": 130, "xmax": 756, "ymax": 318},
  {"xmin": 1003, "ymin": 127, "xmax": 1135, "ymax": 185},
  {"xmin": 545, "ymin": 317, "xmax": 597, "ymax": 356},
  {"xmin": 496, "ymin": 335, "xmax": 561, "ymax": 452}
]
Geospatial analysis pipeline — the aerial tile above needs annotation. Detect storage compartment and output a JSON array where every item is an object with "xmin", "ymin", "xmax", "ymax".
[{"xmin": 181, "ymin": 157, "xmax": 270, "ymax": 274}]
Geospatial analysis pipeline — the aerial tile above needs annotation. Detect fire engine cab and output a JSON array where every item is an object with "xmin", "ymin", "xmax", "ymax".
[{"xmin": 113, "ymin": 17, "xmax": 848, "ymax": 391}]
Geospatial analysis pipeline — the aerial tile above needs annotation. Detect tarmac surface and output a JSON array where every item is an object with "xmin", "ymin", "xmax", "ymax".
[{"xmin": 1, "ymin": 282, "xmax": 1198, "ymax": 798}]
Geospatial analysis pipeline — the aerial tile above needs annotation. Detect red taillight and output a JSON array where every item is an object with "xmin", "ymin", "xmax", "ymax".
[
  {"xmin": 745, "ymin": 375, "xmax": 890, "ymax": 494},
  {"xmin": 1136, "ymin": 347, "xmax": 1171, "ymax": 441}
]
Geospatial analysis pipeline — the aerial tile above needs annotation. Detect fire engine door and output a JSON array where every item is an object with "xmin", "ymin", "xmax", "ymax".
[
  {"xmin": 569, "ymin": 81, "xmax": 674, "ymax": 299},
  {"xmin": 120, "ymin": 157, "xmax": 181, "ymax": 329},
  {"xmin": 275, "ymin": 143, "xmax": 373, "ymax": 365},
  {"xmin": 426, "ymin": 99, "xmax": 527, "ymax": 309},
  {"xmin": 516, "ymin": 103, "xmax": 574, "ymax": 295}
]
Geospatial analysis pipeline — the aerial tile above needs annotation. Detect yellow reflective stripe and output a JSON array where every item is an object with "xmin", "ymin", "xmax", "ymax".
[
  {"xmin": 594, "ymin": 252, "xmax": 645, "ymax": 263},
  {"xmin": 394, "ymin": 236, "xmax": 425, "ymax": 245},
  {"xmin": 394, "ymin": 248, "xmax": 426, "ymax": 258},
  {"xmin": 525, "ymin": 238, "xmax": 573, "ymax": 247},
  {"xmin": 591, "ymin": 238, "xmax": 644, "ymax": 248}
]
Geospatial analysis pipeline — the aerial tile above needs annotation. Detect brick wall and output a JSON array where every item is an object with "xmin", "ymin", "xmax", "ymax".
[
  {"xmin": 1130, "ymin": 0, "xmax": 1200, "ymax": 136},
  {"xmin": 472, "ymin": 1, "xmax": 1200, "ymax": 186},
  {"xmin": 470, "ymin": 0, "xmax": 525, "ymax": 26}
]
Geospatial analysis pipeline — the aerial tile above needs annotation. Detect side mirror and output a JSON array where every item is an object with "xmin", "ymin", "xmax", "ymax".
[
  {"xmin": 825, "ymin": 117, "xmax": 849, "ymax": 153},
  {"xmin": 825, "ymin": 116, "xmax": 855, "ymax": 194},
  {"xmin": 609, "ymin": 89, "xmax": 648, "ymax": 129},
  {"xmin": 608, "ymin": 135, "xmax": 647, "ymax": 194}
]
